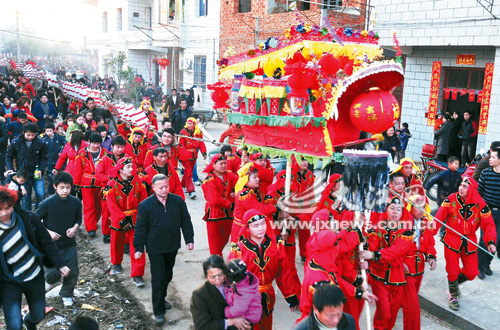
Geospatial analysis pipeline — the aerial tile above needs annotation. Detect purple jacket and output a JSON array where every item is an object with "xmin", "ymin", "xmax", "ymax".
[
  {"xmin": 224, "ymin": 272, "xmax": 262, "ymax": 324},
  {"xmin": 101, "ymin": 135, "xmax": 112, "ymax": 152}
]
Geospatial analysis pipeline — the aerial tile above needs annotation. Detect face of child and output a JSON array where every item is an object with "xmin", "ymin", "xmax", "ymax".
[
  {"xmin": 76, "ymin": 117, "xmax": 84, "ymax": 125},
  {"xmin": 85, "ymin": 113, "xmax": 93, "ymax": 120},
  {"xmin": 55, "ymin": 182, "xmax": 72, "ymax": 198},
  {"xmin": 16, "ymin": 176, "xmax": 27, "ymax": 185},
  {"xmin": 19, "ymin": 118, "xmax": 28, "ymax": 125},
  {"xmin": 246, "ymin": 172, "xmax": 260, "ymax": 188},
  {"xmin": 449, "ymin": 160, "xmax": 460, "ymax": 171},
  {"xmin": 255, "ymin": 158, "xmax": 267, "ymax": 167},
  {"xmin": 187, "ymin": 121, "xmax": 195, "ymax": 130},
  {"xmin": 248, "ymin": 218, "xmax": 267, "ymax": 239},
  {"xmin": 45, "ymin": 128, "xmax": 54, "ymax": 137},
  {"xmin": 161, "ymin": 132, "xmax": 174, "ymax": 146},
  {"xmin": 57, "ymin": 127, "xmax": 65, "ymax": 135},
  {"xmin": 112, "ymin": 144, "xmax": 125, "ymax": 156},
  {"xmin": 120, "ymin": 163, "xmax": 134, "ymax": 178},
  {"xmin": 100, "ymin": 130, "xmax": 107, "ymax": 138},
  {"xmin": 132, "ymin": 133, "xmax": 142, "ymax": 143}
]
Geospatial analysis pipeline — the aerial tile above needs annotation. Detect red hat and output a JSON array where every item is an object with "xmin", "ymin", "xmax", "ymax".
[
  {"xmin": 305, "ymin": 230, "xmax": 338, "ymax": 271},
  {"xmin": 243, "ymin": 209, "xmax": 266, "ymax": 225},
  {"xmin": 317, "ymin": 174, "xmax": 343, "ymax": 209},
  {"xmin": 203, "ymin": 153, "xmax": 226, "ymax": 173},
  {"xmin": 461, "ymin": 176, "xmax": 482, "ymax": 204},
  {"xmin": 310, "ymin": 209, "xmax": 331, "ymax": 232},
  {"xmin": 107, "ymin": 157, "xmax": 135, "ymax": 179}
]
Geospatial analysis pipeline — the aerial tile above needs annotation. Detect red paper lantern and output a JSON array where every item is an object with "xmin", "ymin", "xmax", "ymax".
[
  {"xmin": 208, "ymin": 82, "xmax": 231, "ymax": 109},
  {"xmin": 318, "ymin": 54, "xmax": 340, "ymax": 76},
  {"xmin": 350, "ymin": 89, "xmax": 400, "ymax": 134},
  {"xmin": 157, "ymin": 58, "xmax": 170, "ymax": 68}
]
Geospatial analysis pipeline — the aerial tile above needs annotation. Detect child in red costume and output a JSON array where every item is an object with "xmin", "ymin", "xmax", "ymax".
[
  {"xmin": 232, "ymin": 164, "xmax": 276, "ymax": 243},
  {"xmin": 201, "ymin": 154, "xmax": 238, "ymax": 256},
  {"xmin": 435, "ymin": 177, "xmax": 497, "ymax": 310},
  {"xmin": 143, "ymin": 128, "xmax": 187, "ymax": 169},
  {"xmin": 141, "ymin": 147, "xmax": 184, "ymax": 199},
  {"xmin": 106, "ymin": 157, "xmax": 148, "ymax": 286},
  {"xmin": 250, "ymin": 153, "xmax": 274, "ymax": 194},
  {"xmin": 96, "ymin": 136, "xmax": 128, "ymax": 243},
  {"xmin": 178, "ymin": 117, "xmax": 207, "ymax": 199},
  {"xmin": 400, "ymin": 194, "xmax": 437, "ymax": 330},
  {"xmin": 125, "ymin": 127, "xmax": 150, "ymax": 171},
  {"xmin": 229, "ymin": 209, "xmax": 300, "ymax": 330},
  {"xmin": 358, "ymin": 197, "xmax": 414, "ymax": 330},
  {"xmin": 298, "ymin": 210, "xmax": 375, "ymax": 325},
  {"xmin": 140, "ymin": 99, "xmax": 158, "ymax": 130},
  {"xmin": 73, "ymin": 133, "xmax": 108, "ymax": 236}
]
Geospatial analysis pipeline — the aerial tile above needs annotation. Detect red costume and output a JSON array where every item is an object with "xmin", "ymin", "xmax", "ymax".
[
  {"xmin": 219, "ymin": 123, "xmax": 243, "ymax": 152},
  {"xmin": 55, "ymin": 141, "xmax": 89, "ymax": 176},
  {"xmin": 292, "ymin": 158, "xmax": 315, "ymax": 259},
  {"xmin": 106, "ymin": 159, "xmax": 148, "ymax": 277},
  {"xmin": 178, "ymin": 118, "xmax": 206, "ymax": 194},
  {"xmin": 298, "ymin": 211, "xmax": 364, "ymax": 324},
  {"xmin": 435, "ymin": 178, "xmax": 496, "ymax": 282},
  {"xmin": 226, "ymin": 154, "xmax": 242, "ymax": 174},
  {"xmin": 201, "ymin": 154, "xmax": 238, "ymax": 256},
  {"xmin": 143, "ymin": 143, "xmax": 186, "ymax": 169},
  {"xmin": 365, "ymin": 200, "xmax": 414, "ymax": 330},
  {"xmin": 19, "ymin": 80, "xmax": 35, "ymax": 99},
  {"xmin": 250, "ymin": 153, "xmax": 275, "ymax": 194},
  {"xmin": 125, "ymin": 128, "xmax": 150, "ymax": 171},
  {"xmin": 232, "ymin": 186, "xmax": 276, "ymax": 243},
  {"xmin": 73, "ymin": 146, "xmax": 108, "ymax": 234},
  {"xmin": 141, "ymin": 161, "xmax": 184, "ymax": 199},
  {"xmin": 400, "ymin": 213, "xmax": 436, "ymax": 330},
  {"xmin": 117, "ymin": 122, "xmax": 131, "ymax": 139},
  {"xmin": 96, "ymin": 153, "xmax": 127, "ymax": 236},
  {"xmin": 229, "ymin": 211, "xmax": 299, "ymax": 330}
]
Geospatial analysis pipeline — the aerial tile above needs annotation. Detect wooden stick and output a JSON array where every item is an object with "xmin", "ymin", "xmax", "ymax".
[{"xmin": 355, "ymin": 210, "xmax": 372, "ymax": 330}]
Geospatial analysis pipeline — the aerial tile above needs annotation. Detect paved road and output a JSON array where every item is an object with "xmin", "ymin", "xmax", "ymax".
[{"xmin": 88, "ymin": 122, "xmax": 457, "ymax": 329}]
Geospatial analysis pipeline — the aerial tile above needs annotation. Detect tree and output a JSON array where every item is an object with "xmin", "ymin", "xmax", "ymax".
[{"xmin": 102, "ymin": 51, "xmax": 143, "ymax": 105}]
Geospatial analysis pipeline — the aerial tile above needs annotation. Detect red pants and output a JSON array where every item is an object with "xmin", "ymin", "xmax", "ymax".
[
  {"xmin": 82, "ymin": 187, "xmax": 102, "ymax": 233},
  {"xmin": 206, "ymin": 220, "xmax": 233, "ymax": 257},
  {"xmin": 344, "ymin": 295, "xmax": 364, "ymax": 330},
  {"xmin": 254, "ymin": 312, "xmax": 272, "ymax": 330},
  {"xmin": 110, "ymin": 229, "xmax": 146, "ymax": 277},
  {"xmin": 100, "ymin": 199, "xmax": 111, "ymax": 235},
  {"xmin": 284, "ymin": 244, "xmax": 302, "ymax": 297},
  {"xmin": 369, "ymin": 277, "xmax": 403, "ymax": 330},
  {"xmin": 444, "ymin": 246, "xmax": 478, "ymax": 281},
  {"xmin": 402, "ymin": 275, "xmax": 422, "ymax": 330},
  {"xmin": 298, "ymin": 227, "xmax": 310, "ymax": 258},
  {"xmin": 181, "ymin": 159, "xmax": 196, "ymax": 193}
]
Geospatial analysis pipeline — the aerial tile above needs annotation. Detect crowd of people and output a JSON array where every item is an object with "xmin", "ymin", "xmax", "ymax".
[{"xmin": 0, "ymin": 69, "xmax": 499, "ymax": 330}]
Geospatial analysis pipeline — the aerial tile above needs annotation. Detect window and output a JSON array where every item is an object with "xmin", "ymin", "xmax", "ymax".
[
  {"xmin": 146, "ymin": 7, "xmax": 152, "ymax": 28},
  {"xmin": 322, "ymin": 0, "xmax": 342, "ymax": 10},
  {"xmin": 199, "ymin": 0, "xmax": 208, "ymax": 16},
  {"xmin": 194, "ymin": 56, "xmax": 207, "ymax": 91},
  {"xmin": 239, "ymin": 0, "xmax": 251, "ymax": 13},
  {"xmin": 102, "ymin": 12, "xmax": 108, "ymax": 33},
  {"xmin": 117, "ymin": 8, "xmax": 122, "ymax": 31},
  {"xmin": 445, "ymin": 69, "xmax": 484, "ymax": 90}
]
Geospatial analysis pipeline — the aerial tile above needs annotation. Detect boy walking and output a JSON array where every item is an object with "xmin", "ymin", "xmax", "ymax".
[{"xmin": 35, "ymin": 172, "xmax": 82, "ymax": 307}]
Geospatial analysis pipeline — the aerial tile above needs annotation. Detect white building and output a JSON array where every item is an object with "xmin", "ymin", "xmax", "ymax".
[
  {"xmin": 90, "ymin": 0, "xmax": 220, "ymax": 108},
  {"xmin": 372, "ymin": 0, "xmax": 500, "ymax": 161}
]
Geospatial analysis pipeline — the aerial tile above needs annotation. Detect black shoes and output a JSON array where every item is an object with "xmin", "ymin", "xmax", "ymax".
[
  {"xmin": 478, "ymin": 269, "xmax": 486, "ymax": 279},
  {"xmin": 88, "ymin": 230, "xmax": 96, "ymax": 238},
  {"xmin": 155, "ymin": 315, "xmax": 165, "ymax": 325},
  {"xmin": 103, "ymin": 235, "xmax": 111, "ymax": 244},
  {"xmin": 165, "ymin": 301, "xmax": 172, "ymax": 310},
  {"xmin": 484, "ymin": 266, "xmax": 493, "ymax": 276}
]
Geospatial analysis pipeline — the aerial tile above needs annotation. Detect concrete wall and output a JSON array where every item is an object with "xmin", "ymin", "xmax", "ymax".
[
  {"xmin": 401, "ymin": 46, "xmax": 495, "ymax": 159},
  {"xmin": 372, "ymin": 0, "xmax": 500, "ymax": 47}
]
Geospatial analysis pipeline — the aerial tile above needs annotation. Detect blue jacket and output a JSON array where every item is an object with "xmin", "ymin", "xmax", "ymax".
[
  {"xmin": 32, "ymin": 101, "xmax": 57, "ymax": 130},
  {"xmin": 134, "ymin": 193, "xmax": 194, "ymax": 254},
  {"xmin": 7, "ymin": 121, "xmax": 24, "ymax": 141},
  {"xmin": 40, "ymin": 134, "xmax": 66, "ymax": 165},
  {"xmin": 6, "ymin": 134, "xmax": 48, "ymax": 174},
  {"xmin": 397, "ymin": 129, "xmax": 412, "ymax": 150}
]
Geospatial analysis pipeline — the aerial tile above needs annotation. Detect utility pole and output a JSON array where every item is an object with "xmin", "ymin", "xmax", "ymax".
[
  {"xmin": 16, "ymin": 9, "xmax": 20, "ymax": 62},
  {"xmin": 254, "ymin": 16, "xmax": 259, "ymax": 45}
]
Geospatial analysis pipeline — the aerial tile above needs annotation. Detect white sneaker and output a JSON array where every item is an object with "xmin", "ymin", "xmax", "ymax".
[
  {"xmin": 189, "ymin": 192, "xmax": 197, "ymax": 199},
  {"xmin": 194, "ymin": 181, "xmax": 201, "ymax": 186},
  {"xmin": 183, "ymin": 187, "xmax": 187, "ymax": 193},
  {"xmin": 62, "ymin": 297, "xmax": 74, "ymax": 307}
]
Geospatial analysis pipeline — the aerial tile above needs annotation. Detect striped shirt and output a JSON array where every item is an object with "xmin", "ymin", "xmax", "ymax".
[
  {"xmin": 0, "ymin": 215, "xmax": 40, "ymax": 282},
  {"xmin": 478, "ymin": 167, "xmax": 500, "ymax": 208}
]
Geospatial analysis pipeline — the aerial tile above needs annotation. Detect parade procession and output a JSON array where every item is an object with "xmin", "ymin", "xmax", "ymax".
[{"xmin": 0, "ymin": 0, "xmax": 500, "ymax": 329}]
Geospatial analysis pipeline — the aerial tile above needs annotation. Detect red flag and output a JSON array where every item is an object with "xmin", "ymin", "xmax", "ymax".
[
  {"xmin": 469, "ymin": 90, "xmax": 475, "ymax": 102},
  {"xmin": 444, "ymin": 88, "xmax": 450, "ymax": 100},
  {"xmin": 478, "ymin": 91, "xmax": 483, "ymax": 103},
  {"xmin": 451, "ymin": 89, "xmax": 458, "ymax": 100}
]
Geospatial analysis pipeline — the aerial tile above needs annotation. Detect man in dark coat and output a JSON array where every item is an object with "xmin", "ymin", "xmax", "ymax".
[
  {"xmin": 434, "ymin": 114, "xmax": 453, "ymax": 161},
  {"xmin": 448, "ymin": 111, "xmax": 462, "ymax": 158},
  {"xmin": 32, "ymin": 94, "xmax": 57, "ymax": 131},
  {"xmin": 460, "ymin": 111, "xmax": 478, "ymax": 166},
  {"xmin": 294, "ymin": 284, "xmax": 356, "ymax": 330},
  {"xmin": 170, "ymin": 99, "xmax": 193, "ymax": 134},
  {"xmin": 162, "ymin": 89, "xmax": 181, "ymax": 117},
  {"xmin": 134, "ymin": 174, "xmax": 194, "ymax": 325}
]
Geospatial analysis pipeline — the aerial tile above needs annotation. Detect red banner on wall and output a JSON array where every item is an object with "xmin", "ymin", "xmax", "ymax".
[
  {"xmin": 427, "ymin": 61, "xmax": 442, "ymax": 126},
  {"xmin": 479, "ymin": 63, "xmax": 494, "ymax": 134}
]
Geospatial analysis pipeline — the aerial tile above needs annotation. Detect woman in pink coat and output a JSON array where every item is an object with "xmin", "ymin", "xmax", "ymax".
[{"xmin": 54, "ymin": 129, "xmax": 88, "ymax": 178}]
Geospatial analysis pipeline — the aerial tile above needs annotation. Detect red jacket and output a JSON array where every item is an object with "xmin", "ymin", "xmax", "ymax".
[
  {"xmin": 229, "ymin": 236, "xmax": 300, "ymax": 316},
  {"xmin": 366, "ymin": 223, "xmax": 414, "ymax": 285},
  {"xmin": 143, "ymin": 143, "xmax": 188, "ymax": 169},
  {"xmin": 253, "ymin": 162, "xmax": 274, "ymax": 195},
  {"xmin": 141, "ymin": 162, "xmax": 184, "ymax": 200},
  {"xmin": 219, "ymin": 124, "xmax": 243, "ymax": 146},
  {"xmin": 117, "ymin": 123, "xmax": 131, "ymax": 140},
  {"xmin": 73, "ymin": 147, "xmax": 108, "ymax": 187},
  {"xmin": 404, "ymin": 215, "xmax": 437, "ymax": 276},
  {"xmin": 293, "ymin": 169, "xmax": 315, "ymax": 220},
  {"xmin": 125, "ymin": 141, "xmax": 149, "ymax": 170},
  {"xmin": 435, "ymin": 192, "xmax": 496, "ymax": 253},
  {"xmin": 95, "ymin": 153, "xmax": 126, "ymax": 188},
  {"xmin": 226, "ymin": 155, "xmax": 241, "ymax": 174},
  {"xmin": 22, "ymin": 83, "xmax": 36, "ymax": 99},
  {"xmin": 233, "ymin": 187, "xmax": 276, "ymax": 228},
  {"xmin": 146, "ymin": 111, "xmax": 158, "ymax": 130},
  {"xmin": 179, "ymin": 128, "xmax": 206, "ymax": 160},
  {"xmin": 105, "ymin": 175, "xmax": 148, "ymax": 229},
  {"xmin": 201, "ymin": 170, "xmax": 238, "ymax": 221},
  {"xmin": 55, "ymin": 141, "xmax": 89, "ymax": 176}
]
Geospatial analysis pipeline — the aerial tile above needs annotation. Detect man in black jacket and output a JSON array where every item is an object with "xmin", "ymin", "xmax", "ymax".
[
  {"xmin": 460, "ymin": 111, "xmax": 478, "ymax": 166},
  {"xmin": 134, "ymin": 173, "xmax": 194, "ymax": 325},
  {"xmin": 294, "ymin": 284, "xmax": 356, "ymax": 330},
  {"xmin": 0, "ymin": 118, "xmax": 9, "ymax": 184},
  {"xmin": 0, "ymin": 186, "xmax": 70, "ymax": 330},
  {"xmin": 5, "ymin": 123, "xmax": 48, "ymax": 211},
  {"xmin": 170, "ymin": 99, "xmax": 193, "ymax": 134}
]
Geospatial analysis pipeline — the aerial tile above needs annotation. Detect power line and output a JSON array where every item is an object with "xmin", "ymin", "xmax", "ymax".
[{"xmin": 0, "ymin": 28, "xmax": 72, "ymax": 43}]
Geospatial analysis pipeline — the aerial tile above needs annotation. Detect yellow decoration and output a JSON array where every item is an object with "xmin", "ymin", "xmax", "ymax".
[
  {"xmin": 219, "ymin": 40, "xmax": 382, "ymax": 80},
  {"xmin": 322, "ymin": 125, "xmax": 333, "ymax": 156},
  {"xmin": 263, "ymin": 57, "xmax": 285, "ymax": 78}
]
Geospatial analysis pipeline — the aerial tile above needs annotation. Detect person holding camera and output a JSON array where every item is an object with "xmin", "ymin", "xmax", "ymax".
[{"xmin": 106, "ymin": 157, "xmax": 148, "ymax": 287}]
